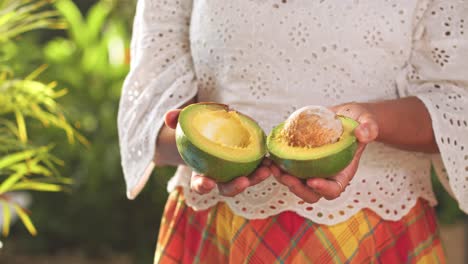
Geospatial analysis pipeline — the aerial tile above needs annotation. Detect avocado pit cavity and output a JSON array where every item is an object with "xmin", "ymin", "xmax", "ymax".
[
  {"xmin": 193, "ymin": 110, "xmax": 251, "ymax": 149},
  {"xmin": 281, "ymin": 106, "xmax": 343, "ymax": 148}
]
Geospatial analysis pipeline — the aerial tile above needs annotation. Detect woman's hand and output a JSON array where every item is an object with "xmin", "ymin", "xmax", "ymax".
[
  {"xmin": 165, "ymin": 109, "xmax": 274, "ymax": 197},
  {"xmin": 191, "ymin": 158, "xmax": 274, "ymax": 197},
  {"xmin": 272, "ymin": 103, "xmax": 379, "ymax": 203}
]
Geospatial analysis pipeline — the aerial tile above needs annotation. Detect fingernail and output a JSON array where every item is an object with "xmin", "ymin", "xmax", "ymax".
[
  {"xmin": 306, "ymin": 180, "xmax": 317, "ymax": 189},
  {"xmin": 360, "ymin": 126, "xmax": 369, "ymax": 139}
]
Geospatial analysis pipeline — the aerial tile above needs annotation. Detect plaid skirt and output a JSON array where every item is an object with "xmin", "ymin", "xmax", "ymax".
[{"xmin": 155, "ymin": 188, "xmax": 445, "ymax": 264}]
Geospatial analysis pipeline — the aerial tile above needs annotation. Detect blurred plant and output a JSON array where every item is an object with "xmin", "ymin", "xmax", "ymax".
[
  {"xmin": 7, "ymin": 0, "xmax": 463, "ymax": 263},
  {"xmin": 431, "ymin": 168, "xmax": 465, "ymax": 225},
  {"xmin": 47, "ymin": 0, "xmax": 129, "ymax": 81},
  {"xmin": 0, "ymin": 0, "xmax": 83, "ymax": 239},
  {"xmin": 0, "ymin": 0, "xmax": 65, "ymax": 42},
  {"xmin": 7, "ymin": 0, "xmax": 172, "ymax": 262}
]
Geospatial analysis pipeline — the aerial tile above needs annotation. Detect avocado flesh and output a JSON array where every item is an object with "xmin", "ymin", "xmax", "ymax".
[
  {"xmin": 267, "ymin": 116, "xmax": 359, "ymax": 178},
  {"xmin": 193, "ymin": 110, "xmax": 251, "ymax": 149},
  {"xmin": 176, "ymin": 103, "xmax": 266, "ymax": 182}
]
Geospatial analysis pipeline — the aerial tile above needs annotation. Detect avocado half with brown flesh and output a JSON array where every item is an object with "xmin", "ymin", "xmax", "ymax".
[
  {"xmin": 176, "ymin": 103, "xmax": 266, "ymax": 182},
  {"xmin": 267, "ymin": 113, "xmax": 359, "ymax": 179}
]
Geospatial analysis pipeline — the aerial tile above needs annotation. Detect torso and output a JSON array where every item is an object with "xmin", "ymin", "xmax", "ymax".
[{"xmin": 167, "ymin": 0, "xmax": 438, "ymax": 224}]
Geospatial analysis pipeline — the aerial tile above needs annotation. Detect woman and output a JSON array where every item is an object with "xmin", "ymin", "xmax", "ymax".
[{"xmin": 118, "ymin": 0, "xmax": 467, "ymax": 263}]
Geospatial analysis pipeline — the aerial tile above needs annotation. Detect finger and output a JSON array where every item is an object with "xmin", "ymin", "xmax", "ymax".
[
  {"xmin": 164, "ymin": 109, "xmax": 181, "ymax": 129},
  {"xmin": 306, "ymin": 178, "xmax": 343, "ymax": 200},
  {"xmin": 307, "ymin": 143, "xmax": 366, "ymax": 199},
  {"xmin": 249, "ymin": 166, "xmax": 271, "ymax": 186},
  {"xmin": 328, "ymin": 103, "xmax": 352, "ymax": 114},
  {"xmin": 331, "ymin": 103, "xmax": 362, "ymax": 120},
  {"xmin": 279, "ymin": 174, "xmax": 322, "ymax": 203},
  {"xmin": 355, "ymin": 114, "xmax": 379, "ymax": 143},
  {"xmin": 333, "ymin": 143, "xmax": 366, "ymax": 183},
  {"xmin": 218, "ymin": 176, "xmax": 250, "ymax": 197},
  {"xmin": 191, "ymin": 173, "xmax": 216, "ymax": 194},
  {"xmin": 269, "ymin": 164, "xmax": 282, "ymax": 178}
]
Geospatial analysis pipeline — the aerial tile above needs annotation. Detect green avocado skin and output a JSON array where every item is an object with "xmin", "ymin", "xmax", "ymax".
[
  {"xmin": 269, "ymin": 141, "xmax": 358, "ymax": 179},
  {"xmin": 175, "ymin": 124, "xmax": 264, "ymax": 183}
]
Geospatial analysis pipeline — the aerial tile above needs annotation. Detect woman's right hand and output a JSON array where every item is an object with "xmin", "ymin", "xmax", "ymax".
[{"xmin": 164, "ymin": 109, "xmax": 278, "ymax": 197}]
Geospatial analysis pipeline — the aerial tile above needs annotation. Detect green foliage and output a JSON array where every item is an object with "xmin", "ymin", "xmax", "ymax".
[
  {"xmin": 0, "ymin": 0, "xmax": 65, "ymax": 42},
  {"xmin": 431, "ymin": 168, "xmax": 465, "ymax": 225},
  {"xmin": 0, "ymin": 0, "xmax": 79, "ymax": 238},
  {"xmin": 0, "ymin": 66, "xmax": 86, "ymax": 144},
  {"xmin": 7, "ymin": 0, "xmax": 173, "ymax": 262},
  {"xmin": 5, "ymin": 0, "xmax": 464, "ymax": 263}
]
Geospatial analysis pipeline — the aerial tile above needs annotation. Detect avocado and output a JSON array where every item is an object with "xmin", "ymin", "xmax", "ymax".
[
  {"xmin": 267, "ymin": 116, "xmax": 359, "ymax": 178},
  {"xmin": 176, "ymin": 103, "xmax": 266, "ymax": 182}
]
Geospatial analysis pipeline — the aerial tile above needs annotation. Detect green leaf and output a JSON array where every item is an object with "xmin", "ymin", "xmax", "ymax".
[
  {"xmin": 86, "ymin": 1, "xmax": 111, "ymax": 43},
  {"xmin": 0, "ymin": 11, "xmax": 15, "ymax": 28},
  {"xmin": 0, "ymin": 148, "xmax": 46, "ymax": 170},
  {"xmin": 44, "ymin": 37, "xmax": 76, "ymax": 62},
  {"xmin": 55, "ymin": 0, "xmax": 86, "ymax": 46},
  {"xmin": 13, "ymin": 204, "xmax": 37, "ymax": 236},
  {"xmin": 0, "ymin": 0, "xmax": 63, "ymax": 42},
  {"xmin": 41, "ymin": 158, "xmax": 61, "ymax": 176},
  {"xmin": 0, "ymin": 118, "xmax": 19, "ymax": 136},
  {"xmin": 9, "ymin": 161, "xmax": 53, "ymax": 177},
  {"xmin": 0, "ymin": 171, "xmax": 26, "ymax": 194},
  {"xmin": 25, "ymin": 64, "xmax": 48, "ymax": 80},
  {"xmin": 10, "ymin": 181, "xmax": 62, "ymax": 192},
  {"xmin": 1, "ymin": 200, "xmax": 11, "ymax": 237},
  {"xmin": 15, "ymin": 110, "xmax": 28, "ymax": 143}
]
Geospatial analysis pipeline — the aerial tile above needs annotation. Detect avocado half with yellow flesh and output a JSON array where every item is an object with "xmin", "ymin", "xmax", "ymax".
[
  {"xmin": 267, "ymin": 116, "xmax": 359, "ymax": 179},
  {"xmin": 176, "ymin": 103, "xmax": 266, "ymax": 182}
]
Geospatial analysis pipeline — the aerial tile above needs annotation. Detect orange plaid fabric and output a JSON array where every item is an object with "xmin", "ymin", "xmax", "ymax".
[{"xmin": 155, "ymin": 188, "xmax": 445, "ymax": 264}]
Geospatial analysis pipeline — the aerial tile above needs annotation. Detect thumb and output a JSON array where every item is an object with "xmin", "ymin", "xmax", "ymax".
[
  {"xmin": 164, "ymin": 109, "xmax": 181, "ymax": 129},
  {"xmin": 355, "ymin": 121, "xmax": 379, "ymax": 143}
]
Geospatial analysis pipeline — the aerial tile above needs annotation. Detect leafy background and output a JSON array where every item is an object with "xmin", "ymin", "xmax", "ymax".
[
  {"xmin": 3, "ymin": 0, "xmax": 175, "ymax": 262},
  {"xmin": 1, "ymin": 0, "xmax": 465, "ymax": 263}
]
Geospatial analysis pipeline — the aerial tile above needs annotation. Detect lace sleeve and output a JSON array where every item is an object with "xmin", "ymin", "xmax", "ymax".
[
  {"xmin": 118, "ymin": 0, "xmax": 197, "ymax": 199},
  {"xmin": 401, "ymin": 0, "xmax": 468, "ymax": 213}
]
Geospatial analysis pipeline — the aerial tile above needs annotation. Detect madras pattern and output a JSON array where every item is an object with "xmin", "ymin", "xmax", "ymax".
[{"xmin": 155, "ymin": 188, "xmax": 445, "ymax": 264}]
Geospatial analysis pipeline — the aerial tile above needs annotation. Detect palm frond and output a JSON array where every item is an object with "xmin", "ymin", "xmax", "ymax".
[
  {"xmin": 0, "ymin": 0, "xmax": 81, "ymax": 238},
  {"xmin": 0, "ymin": 0, "xmax": 65, "ymax": 43},
  {"xmin": 0, "ymin": 67, "xmax": 88, "ymax": 145},
  {"xmin": 13, "ymin": 204, "xmax": 37, "ymax": 236}
]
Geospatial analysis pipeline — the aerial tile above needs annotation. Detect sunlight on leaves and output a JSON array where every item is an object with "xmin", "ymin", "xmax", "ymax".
[
  {"xmin": 13, "ymin": 204, "xmax": 37, "ymax": 236},
  {"xmin": 0, "ymin": 0, "xmax": 84, "ymax": 239},
  {"xmin": 1, "ymin": 201, "xmax": 11, "ymax": 236}
]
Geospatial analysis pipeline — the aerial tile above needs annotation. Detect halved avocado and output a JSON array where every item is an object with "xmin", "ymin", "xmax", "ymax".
[
  {"xmin": 176, "ymin": 103, "xmax": 266, "ymax": 182},
  {"xmin": 267, "ymin": 116, "xmax": 359, "ymax": 179}
]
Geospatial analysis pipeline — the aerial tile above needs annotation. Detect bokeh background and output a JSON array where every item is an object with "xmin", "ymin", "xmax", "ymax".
[{"xmin": 0, "ymin": 0, "xmax": 466, "ymax": 263}]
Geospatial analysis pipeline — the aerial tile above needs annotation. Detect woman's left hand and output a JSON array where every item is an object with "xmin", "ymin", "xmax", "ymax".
[{"xmin": 272, "ymin": 103, "xmax": 380, "ymax": 203}]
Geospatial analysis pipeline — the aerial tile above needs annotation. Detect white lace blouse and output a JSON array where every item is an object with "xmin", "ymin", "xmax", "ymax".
[{"xmin": 118, "ymin": 0, "xmax": 468, "ymax": 225}]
